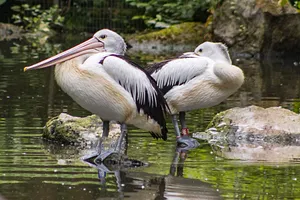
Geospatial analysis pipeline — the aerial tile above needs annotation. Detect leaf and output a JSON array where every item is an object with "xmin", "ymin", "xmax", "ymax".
[
  {"xmin": 0, "ymin": 0, "xmax": 6, "ymax": 6},
  {"xmin": 132, "ymin": 15, "xmax": 146, "ymax": 20},
  {"xmin": 163, "ymin": 3, "xmax": 177, "ymax": 8},
  {"xmin": 22, "ymin": 4, "xmax": 29, "ymax": 9},
  {"xmin": 156, "ymin": 14, "xmax": 162, "ymax": 21},
  {"xmin": 294, "ymin": 1, "xmax": 300, "ymax": 9},
  {"xmin": 11, "ymin": 5, "xmax": 21, "ymax": 12},
  {"xmin": 136, "ymin": 2, "xmax": 149, "ymax": 8}
]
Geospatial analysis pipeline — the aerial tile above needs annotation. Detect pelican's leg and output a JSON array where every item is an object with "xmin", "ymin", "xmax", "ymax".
[
  {"xmin": 116, "ymin": 124, "xmax": 127, "ymax": 152},
  {"xmin": 176, "ymin": 112, "xmax": 200, "ymax": 148},
  {"xmin": 102, "ymin": 121, "xmax": 109, "ymax": 137},
  {"xmin": 171, "ymin": 115, "xmax": 181, "ymax": 138},
  {"xmin": 96, "ymin": 120, "xmax": 110, "ymax": 154},
  {"xmin": 94, "ymin": 123, "xmax": 127, "ymax": 163},
  {"xmin": 179, "ymin": 112, "xmax": 188, "ymax": 135},
  {"xmin": 82, "ymin": 120, "xmax": 110, "ymax": 162}
]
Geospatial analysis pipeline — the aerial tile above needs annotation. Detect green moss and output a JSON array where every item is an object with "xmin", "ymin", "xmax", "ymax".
[
  {"xmin": 200, "ymin": 109, "xmax": 233, "ymax": 152},
  {"xmin": 43, "ymin": 116, "xmax": 77, "ymax": 144},
  {"xmin": 127, "ymin": 22, "xmax": 211, "ymax": 45},
  {"xmin": 206, "ymin": 110, "xmax": 231, "ymax": 132},
  {"xmin": 43, "ymin": 114, "xmax": 102, "ymax": 145}
]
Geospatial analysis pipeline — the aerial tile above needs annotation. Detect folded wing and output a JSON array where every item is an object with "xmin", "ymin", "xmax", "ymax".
[
  {"xmin": 100, "ymin": 54, "xmax": 168, "ymax": 140},
  {"xmin": 149, "ymin": 57, "xmax": 210, "ymax": 95}
]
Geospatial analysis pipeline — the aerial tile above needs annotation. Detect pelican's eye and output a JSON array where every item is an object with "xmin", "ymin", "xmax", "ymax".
[
  {"xmin": 198, "ymin": 48, "xmax": 203, "ymax": 53},
  {"xmin": 99, "ymin": 34, "xmax": 107, "ymax": 39}
]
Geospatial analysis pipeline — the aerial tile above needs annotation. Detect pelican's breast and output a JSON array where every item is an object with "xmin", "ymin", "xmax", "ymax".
[
  {"xmin": 54, "ymin": 59, "xmax": 136, "ymax": 122},
  {"xmin": 165, "ymin": 78, "xmax": 227, "ymax": 113},
  {"xmin": 165, "ymin": 62, "xmax": 244, "ymax": 113}
]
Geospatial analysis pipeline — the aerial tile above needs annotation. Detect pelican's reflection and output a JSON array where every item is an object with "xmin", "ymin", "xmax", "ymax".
[
  {"xmin": 84, "ymin": 144, "xmax": 221, "ymax": 200},
  {"xmin": 169, "ymin": 145, "xmax": 190, "ymax": 177}
]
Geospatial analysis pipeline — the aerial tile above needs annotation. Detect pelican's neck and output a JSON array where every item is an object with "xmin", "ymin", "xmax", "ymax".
[
  {"xmin": 212, "ymin": 51, "xmax": 232, "ymax": 65},
  {"xmin": 54, "ymin": 55, "xmax": 90, "ymax": 85},
  {"xmin": 106, "ymin": 44, "xmax": 126, "ymax": 55},
  {"xmin": 213, "ymin": 62, "xmax": 244, "ymax": 89}
]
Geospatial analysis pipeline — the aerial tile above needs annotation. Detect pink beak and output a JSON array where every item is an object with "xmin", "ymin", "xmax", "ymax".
[{"xmin": 24, "ymin": 37, "xmax": 104, "ymax": 71}]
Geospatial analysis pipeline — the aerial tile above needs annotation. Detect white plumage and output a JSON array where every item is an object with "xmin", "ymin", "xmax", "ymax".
[
  {"xmin": 24, "ymin": 29, "xmax": 168, "ymax": 160},
  {"xmin": 55, "ymin": 52, "xmax": 164, "ymax": 135},
  {"xmin": 148, "ymin": 41, "xmax": 244, "ymax": 146},
  {"xmin": 149, "ymin": 42, "xmax": 244, "ymax": 114},
  {"xmin": 151, "ymin": 58, "xmax": 209, "ymax": 94},
  {"xmin": 99, "ymin": 54, "xmax": 158, "ymax": 107}
]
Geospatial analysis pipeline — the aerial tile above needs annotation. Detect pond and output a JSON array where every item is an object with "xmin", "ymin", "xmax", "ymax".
[{"xmin": 0, "ymin": 36, "xmax": 300, "ymax": 200}]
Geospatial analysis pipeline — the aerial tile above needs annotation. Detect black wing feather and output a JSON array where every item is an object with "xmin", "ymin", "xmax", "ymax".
[
  {"xmin": 101, "ymin": 54, "xmax": 168, "ymax": 140},
  {"xmin": 146, "ymin": 59, "xmax": 172, "ymax": 74},
  {"xmin": 147, "ymin": 58, "xmax": 198, "ymax": 95}
]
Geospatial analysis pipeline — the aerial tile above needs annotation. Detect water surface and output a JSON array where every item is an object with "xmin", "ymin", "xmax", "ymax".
[{"xmin": 0, "ymin": 37, "xmax": 300, "ymax": 199}]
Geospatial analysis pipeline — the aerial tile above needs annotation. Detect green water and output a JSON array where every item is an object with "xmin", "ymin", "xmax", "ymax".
[{"xmin": 1, "ymin": 37, "xmax": 300, "ymax": 200}]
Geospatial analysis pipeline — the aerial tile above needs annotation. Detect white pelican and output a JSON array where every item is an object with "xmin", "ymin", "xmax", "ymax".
[
  {"xmin": 24, "ymin": 29, "xmax": 168, "ymax": 162},
  {"xmin": 148, "ymin": 42, "xmax": 244, "ymax": 147}
]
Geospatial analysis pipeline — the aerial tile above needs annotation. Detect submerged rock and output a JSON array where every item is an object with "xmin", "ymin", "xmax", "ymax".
[
  {"xmin": 43, "ymin": 113, "xmax": 120, "ymax": 146},
  {"xmin": 194, "ymin": 106, "xmax": 300, "ymax": 162},
  {"xmin": 43, "ymin": 114, "xmax": 138, "ymax": 167},
  {"xmin": 213, "ymin": 0, "xmax": 300, "ymax": 57}
]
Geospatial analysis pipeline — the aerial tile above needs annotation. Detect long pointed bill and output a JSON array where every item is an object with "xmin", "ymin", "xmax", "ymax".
[{"xmin": 24, "ymin": 37, "xmax": 104, "ymax": 71}]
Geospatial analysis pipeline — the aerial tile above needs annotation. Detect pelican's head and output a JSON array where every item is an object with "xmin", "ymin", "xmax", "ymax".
[
  {"xmin": 194, "ymin": 42, "xmax": 232, "ymax": 64},
  {"xmin": 94, "ymin": 29, "xmax": 126, "ymax": 55},
  {"xmin": 24, "ymin": 29, "xmax": 126, "ymax": 71}
]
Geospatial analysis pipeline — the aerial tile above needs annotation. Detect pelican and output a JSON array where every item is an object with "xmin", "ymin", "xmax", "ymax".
[
  {"xmin": 148, "ymin": 42, "xmax": 244, "ymax": 147},
  {"xmin": 24, "ymin": 29, "xmax": 168, "ymax": 162}
]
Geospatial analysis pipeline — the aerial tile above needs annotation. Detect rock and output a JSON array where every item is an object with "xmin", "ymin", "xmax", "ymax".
[
  {"xmin": 212, "ymin": 0, "xmax": 300, "ymax": 57},
  {"xmin": 193, "ymin": 106, "xmax": 300, "ymax": 161},
  {"xmin": 0, "ymin": 23, "xmax": 23, "ymax": 41},
  {"xmin": 127, "ymin": 22, "xmax": 211, "ymax": 54},
  {"xmin": 43, "ymin": 113, "xmax": 120, "ymax": 147}
]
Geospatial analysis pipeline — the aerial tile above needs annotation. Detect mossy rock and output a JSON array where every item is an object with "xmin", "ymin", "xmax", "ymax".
[
  {"xmin": 128, "ymin": 22, "xmax": 211, "ymax": 44},
  {"xmin": 43, "ymin": 113, "xmax": 120, "ymax": 146},
  {"xmin": 194, "ymin": 106, "xmax": 300, "ymax": 161}
]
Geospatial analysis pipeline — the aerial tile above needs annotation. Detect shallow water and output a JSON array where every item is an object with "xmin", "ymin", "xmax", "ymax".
[{"xmin": 1, "ymin": 37, "xmax": 300, "ymax": 200}]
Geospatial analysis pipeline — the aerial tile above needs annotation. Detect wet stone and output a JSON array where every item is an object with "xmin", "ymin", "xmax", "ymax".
[
  {"xmin": 43, "ymin": 113, "xmax": 120, "ymax": 147},
  {"xmin": 193, "ymin": 106, "xmax": 300, "ymax": 162}
]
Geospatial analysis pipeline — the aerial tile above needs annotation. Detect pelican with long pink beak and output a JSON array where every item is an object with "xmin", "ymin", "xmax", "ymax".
[{"xmin": 25, "ymin": 29, "xmax": 168, "ymax": 162}]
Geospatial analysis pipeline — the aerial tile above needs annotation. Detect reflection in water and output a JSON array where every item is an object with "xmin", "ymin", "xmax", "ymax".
[
  {"xmin": 83, "ymin": 145, "xmax": 221, "ymax": 200},
  {"xmin": 166, "ymin": 147, "xmax": 222, "ymax": 200},
  {"xmin": 169, "ymin": 147, "xmax": 188, "ymax": 177},
  {"xmin": 1, "ymin": 38, "xmax": 300, "ymax": 199}
]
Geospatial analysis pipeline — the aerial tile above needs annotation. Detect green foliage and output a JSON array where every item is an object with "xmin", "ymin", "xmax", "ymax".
[
  {"xmin": 11, "ymin": 4, "xmax": 64, "ymax": 32},
  {"xmin": 281, "ymin": 0, "xmax": 300, "ymax": 9},
  {"xmin": 0, "ymin": 0, "xmax": 6, "ymax": 6},
  {"xmin": 63, "ymin": 0, "xmax": 145, "ymax": 33},
  {"xmin": 292, "ymin": 0, "xmax": 300, "ymax": 9},
  {"xmin": 125, "ymin": 0, "xmax": 221, "ymax": 27}
]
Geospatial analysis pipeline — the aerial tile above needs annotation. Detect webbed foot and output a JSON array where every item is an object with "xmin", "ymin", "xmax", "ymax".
[
  {"xmin": 177, "ymin": 135, "xmax": 200, "ymax": 149},
  {"xmin": 94, "ymin": 150, "xmax": 126, "ymax": 165},
  {"xmin": 82, "ymin": 151, "xmax": 125, "ymax": 166}
]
